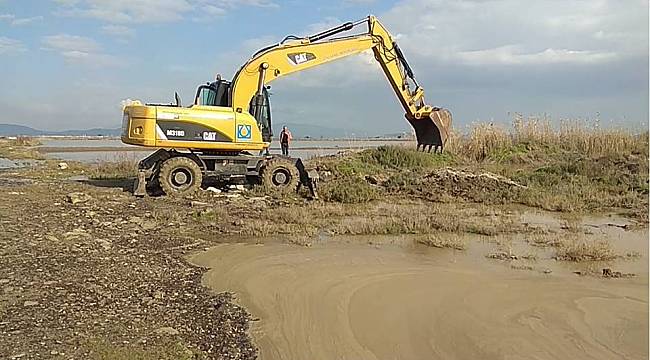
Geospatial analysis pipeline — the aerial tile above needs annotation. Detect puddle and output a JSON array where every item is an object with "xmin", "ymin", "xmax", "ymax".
[{"xmin": 191, "ymin": 212, "xmax": 648, "ymax": 360}]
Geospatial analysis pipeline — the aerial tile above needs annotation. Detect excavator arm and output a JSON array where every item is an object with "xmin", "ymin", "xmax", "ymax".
[{"xmin": 231, "ymin": 15, "xmax": 452, "ymax": 149}]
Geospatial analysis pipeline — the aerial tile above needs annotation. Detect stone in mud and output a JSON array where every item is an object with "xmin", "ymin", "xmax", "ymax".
[
  {"xmin": 129, "ymin": 216, "xmax": 157, "ymax": 230},
  {"xmin": 57, "ymin": 162, "xmax": 69, "ymax": 170},
  {"xmin": 365, "ymin": 174, "xmax": 388, "ymax": 186},
  {"xmin": 191, "ymin": 201, "xmax": 209, "ymax": 207},
  {"xmin": 45, "ymin": 235, "xmax": 60, "ymax": 242},
  {"xmin": 66, "ymin": 192, "xmax": 91, "ymax": 205},
  {"xmin": 486, "ymin": 251, "xmax": 518, "ymax": 260},
  {"xmin": 23, "ymin": 300, "xmax": 39, "ymax": 307},
  {"xmin": 96, "ymin": 239, "xmax": 112, "ymax": 251},
  {"xmin": 63, "ymin": 228, "xmax": 91, "ymax": 241},
  {"xmin": 155, "ymin": 327, "xmax": 180, "ymax": 336},
  {"xmin": 602, "ymin": 268, "xmax": 635, "ymax": 278}
]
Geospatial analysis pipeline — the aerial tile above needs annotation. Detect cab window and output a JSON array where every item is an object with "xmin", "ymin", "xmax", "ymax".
[{"xmin": 195, "ymin": 81, "xmax": 230, "ymax": 107}]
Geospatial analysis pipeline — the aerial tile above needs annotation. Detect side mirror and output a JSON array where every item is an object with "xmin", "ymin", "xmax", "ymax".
[{"xmin": 174, "ymin": 92, "xmax": 182, "ymax": 107}]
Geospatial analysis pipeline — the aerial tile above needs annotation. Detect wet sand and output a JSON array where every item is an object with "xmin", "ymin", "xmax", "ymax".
[{"xmin": 191, "ymin": 216, "xmax": 649, "ymax": 360}]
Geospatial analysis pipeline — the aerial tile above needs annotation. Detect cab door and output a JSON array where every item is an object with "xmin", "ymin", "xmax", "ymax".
[{"xmin": 249, "ymin": 87, "xmax": 272, "ymax": 143}]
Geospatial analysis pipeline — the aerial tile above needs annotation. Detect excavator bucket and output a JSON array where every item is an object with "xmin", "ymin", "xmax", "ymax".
[{"xmin": 407, "ymin": 108, "xmax": 452, "ymax": 152}]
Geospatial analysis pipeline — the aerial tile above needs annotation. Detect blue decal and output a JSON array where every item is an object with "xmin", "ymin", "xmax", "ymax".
[{"xmin": 237, "ymin": 124, "xmax": 252, "ymax": 140}]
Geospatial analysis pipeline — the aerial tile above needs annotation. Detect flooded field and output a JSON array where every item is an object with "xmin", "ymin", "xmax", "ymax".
[
  {"xmin": 38, "ymin": 138, "xmax": 411, "ymax": 163},
  {"xmin": 192, "ymin": 213, "xmax": 649, "ymax": 360}
]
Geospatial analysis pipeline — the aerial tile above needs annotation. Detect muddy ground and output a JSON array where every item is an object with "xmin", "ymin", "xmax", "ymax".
[
  {"xmin": 0, "ymin": 153, "xmax": 648, "ymax": 359},
  {"xmin": 0, "ymin": 175, "xmax": 257, "ymax": 359}
]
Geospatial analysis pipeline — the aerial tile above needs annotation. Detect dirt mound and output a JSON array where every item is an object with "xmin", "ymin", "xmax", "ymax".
[{"xmin": 387, "ymin": 167, "xmax": 527, "ymax": 203}]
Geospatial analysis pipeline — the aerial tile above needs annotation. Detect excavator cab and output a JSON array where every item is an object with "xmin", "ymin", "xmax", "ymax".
[{"xmin": 193, "ymin": 79, "xmax": 272, "ymax": 143}]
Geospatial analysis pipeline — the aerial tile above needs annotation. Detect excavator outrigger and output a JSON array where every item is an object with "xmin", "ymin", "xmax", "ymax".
[{"xmin": 122, "ymin": 15, "xmax": 452, "ymax": 197}]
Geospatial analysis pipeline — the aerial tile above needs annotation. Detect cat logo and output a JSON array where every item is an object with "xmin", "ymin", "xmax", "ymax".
[
  {"xmin": 237, "ymin": 124, "xmax": 252, "ymax": 141},
  {"xmin": 287, "ymin": 52, "xmax": 316, "ymax": 66}
]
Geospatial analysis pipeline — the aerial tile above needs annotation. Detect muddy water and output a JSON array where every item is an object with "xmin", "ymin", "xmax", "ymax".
[{"xmin": 191, "ymin": 215, "xmax": 648, "ymax": 360}]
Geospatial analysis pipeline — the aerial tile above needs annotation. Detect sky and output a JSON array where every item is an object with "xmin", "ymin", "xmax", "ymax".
[{"xmin": 0, "ymin": 0, "xmax": 648, "ymax": 135}]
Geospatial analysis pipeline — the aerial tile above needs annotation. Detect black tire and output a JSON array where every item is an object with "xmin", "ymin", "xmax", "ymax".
[
  {"xmin": 158, "ymin": 156, "xmax": 203, "ymax": 196},
  {"xmin": 260, "ymin": 157, "xmax": 300, "ymax": 195}
]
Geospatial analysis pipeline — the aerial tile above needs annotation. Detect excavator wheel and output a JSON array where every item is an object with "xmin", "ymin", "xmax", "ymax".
[
  {"xmin": 260, "ymin": 157, "xmax": 300, "ymax": 195},
  {"xmin": 158, "ymin": 156, "xmax": 203, "ymax": 196}
]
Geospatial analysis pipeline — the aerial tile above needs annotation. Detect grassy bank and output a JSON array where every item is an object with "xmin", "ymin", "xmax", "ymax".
[
  {"xmin": 0, "ymin": 137, "xmax": 43, "ymax": 159},
  {"xmin": 2, "ymin": 118, "xmax": 647, "ymax": 218},
  {"xmin": 314, "ymin": 118, "xmax": 648, "ymax": 220}
]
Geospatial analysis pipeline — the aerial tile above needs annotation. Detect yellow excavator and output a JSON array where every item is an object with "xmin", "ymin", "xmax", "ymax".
[{"xmin": 122, "ymin": 15, "xmax": 452, "ymax": 196}]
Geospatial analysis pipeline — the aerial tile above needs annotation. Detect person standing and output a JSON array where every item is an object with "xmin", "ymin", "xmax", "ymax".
[{"xmin": 279, "ymin": 126, "xmax": 292, "ymax": 156}]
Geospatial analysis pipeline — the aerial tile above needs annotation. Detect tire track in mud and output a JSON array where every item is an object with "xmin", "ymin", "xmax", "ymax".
[{"xmin": 192, "ymin": 242, "xmax": 648, "ymax": 360}]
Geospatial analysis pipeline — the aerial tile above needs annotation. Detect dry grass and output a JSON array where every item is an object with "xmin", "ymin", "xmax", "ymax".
[
  {"xmin": 417, "ymin": 234, "xmax": 467, "ymax": 250},
  {"xmin": 527, "ymin": 234, "xmax": 563, "ymax": 248},
  {"xmin": 446, "ymin": 115, "xmax": 648, "ymax": 162},
  {"xmin": 331, "ymin": 202, "xmax": 519, "ymax": 236},
  {"xmin": 555, "ymin": 236, "xmax": 617, "ymax": 262},
  {"xmin": 11, "ymin": 136, "xmax": 41, "ymax": 147},
  {"xmin": 162, "ymin": 199, "xmax": 526, "ymax": 240},
  {"xmin": 0, "ymin": 136, "xmax": 43, "ymax": 159},
  {"xmin": 527, "ymin": 233, "xmax": 618, "ymax": 262},
  {"xmin": 559, "ymin": 213, "xmax": 584, "ymax": 233},
  {"xmin": 88, "ymin": 155, "xmax": 139, "ymax": 179}
]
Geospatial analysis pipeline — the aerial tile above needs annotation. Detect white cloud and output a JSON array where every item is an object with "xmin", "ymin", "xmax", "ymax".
[
  {"xmin": 203, "ymin": 4, "xmax": 226, "ymax": 16},
  {"xmin": 42, "ymin": 34, "xmax": 124, "ymax": 67},
  {"xmin": 101, "ymin": 24, "xmax": 135, "ymax": 38},
  {"xmin": 43, "ymin": 34, "xmax": 101, "ymax": 53},
  {"xmin": 342, "ymin": 0, "xmax": 376, "ymax": 4},
  {"xmin": 54, "ymin": 0, "xmax": 193, "ymax": 23},
  {"xmin": 53, "ymin": 0, "xmax": 81, "ymax": 5},
  {"xmin": 379, "ymin": 0, "xmax": 647, "ymax": 62},
  {"xmin": 214, "ymin": 0, "xmax": 277, "ymax": 8},
  {"xmin": 11, "ymin": 15, "xmax": 44, "ymax": 26},
  {"xmin": 0, "ymin": 14, "xmax": 43, "ymax": 26},
  {"xmin": 53, "ymin": 0, "xmax": 278, "ymax": 24},
  {"xmin": 0, "ymin": 36, "xmax": 27, "ymax": 54},
  {"xmin": 456, "ymin": 45, "xmax": 618, "ymax": 66}
]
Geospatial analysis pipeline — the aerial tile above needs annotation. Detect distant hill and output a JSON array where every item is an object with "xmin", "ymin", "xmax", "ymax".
[
  {"xmin": 0, "ymin": 124, "xmax": 43, "ymax": 136},
  {"xmin": 1, "ymin": 122, "xmax": 403, "ymax": 139},
  {"xmin": 0, "ymin": 124, "xmax": 121, "ymax": 137}
]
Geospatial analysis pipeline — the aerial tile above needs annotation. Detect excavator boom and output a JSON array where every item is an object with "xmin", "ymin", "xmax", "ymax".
[{"xmin": 231, "ymin": 15, "xmax": 451, "ymax": 149}]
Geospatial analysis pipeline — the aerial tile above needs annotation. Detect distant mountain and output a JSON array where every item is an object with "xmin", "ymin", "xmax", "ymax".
[
  {"xmin": 0, "ymin": 124, "xmax": 121, "ymax": 137},
  {"xmin": 0, "ymin": 124, "xmax": 43, "ymax": 136},
  {"xmin": 1, "ymin": 122, "xmax": 403, "ymax": 139}
]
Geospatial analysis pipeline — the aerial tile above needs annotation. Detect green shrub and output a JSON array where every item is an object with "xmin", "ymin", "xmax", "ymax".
[
  {"xmin": 320, "ymin": 177, "xmax": 379, "ymax": 203},
  {"xmin": 360, "ymin": 145, "xmax": 454, "ymax": 170}
]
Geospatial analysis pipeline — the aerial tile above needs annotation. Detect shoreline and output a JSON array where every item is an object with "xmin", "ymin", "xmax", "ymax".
[{"xmin": 37, "ymin": 144, "xmax": 410, "ymax": 153}]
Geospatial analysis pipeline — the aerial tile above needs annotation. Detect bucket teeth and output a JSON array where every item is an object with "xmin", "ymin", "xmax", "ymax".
[{"xmin": 407, "ymin": 108, "xmax": 452, "ymax": 152}]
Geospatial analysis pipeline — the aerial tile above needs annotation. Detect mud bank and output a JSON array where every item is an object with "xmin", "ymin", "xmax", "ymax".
[{"xmin": 192, "ymin": 218, "xmax": 648, "ymax": 360}]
